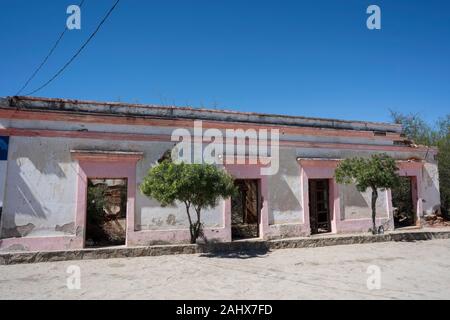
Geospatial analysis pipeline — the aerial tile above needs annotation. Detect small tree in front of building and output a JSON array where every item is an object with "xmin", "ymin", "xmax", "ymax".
[
  {"xmin": 335, "ymin": 153, "xmax": 400, "ymax": 235},
  {"xmin": 140, "ymin": 161, "xmax": 236, "ymax": 244}
]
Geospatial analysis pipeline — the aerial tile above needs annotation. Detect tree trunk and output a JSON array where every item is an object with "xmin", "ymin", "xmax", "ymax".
[
  {"xmin": 189, "ymin": 225, "xmax": 196, "ymax": 244},
  {"xmin": 185, "ymin": 204, "xmax": 203, "ymax": 244},
  {"xmin": 371, "ymin": 187, "xmax": 378, "ymax": 235},
  {"xmin": 192, "ymin": 207, "xmax": 203, "ymax": 244},
  {"xmin": 184, "ymin": 202, "xmax": 197, "ymax": 244}
]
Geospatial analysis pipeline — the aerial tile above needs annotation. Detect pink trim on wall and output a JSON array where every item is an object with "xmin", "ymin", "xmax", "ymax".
[
  {"xmin": 0, "ymin": 108, "xmax": 406, "ymax": 141},
  {"xmin": 72, "ymin": 150, "xmax": 232, "ymax": 246},
  {"xmin": 125, "ymin": 226, "xmax": 230, "ymax": 245},
  {"xmin": 72, "ymin": 152, "xmax": 142, "ymax": 248},
  {"xmin": 0, "ymin": 151, "xmax": 144, "ymax": 252},
  {"xmin": 299, "ymin": 159, "xmax": 393, "ymax": 234},
  {"xmin": 0, "ymin": 128, "xmax": 434, "ymax": 154},
  {"xmin": 0, "ymin": 236, "xmax": 83, "ymax": 252},
  {"xmin": 300, "ymin": 160, "xmax": 340, "ymax": 235},
  {"xmin": 0, "ymin": 155, "xmax": 427, "ymax": 252}
]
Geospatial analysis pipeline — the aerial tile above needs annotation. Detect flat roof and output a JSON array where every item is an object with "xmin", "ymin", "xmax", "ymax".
[{"xmin": 0, "ymin": 96, "xmax": 402, "ymax": 133}]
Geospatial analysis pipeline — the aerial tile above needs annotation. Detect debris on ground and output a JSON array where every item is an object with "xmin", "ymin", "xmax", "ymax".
[{"xmin": 422, "ymin": 212, "xmax": 450, "ymax": 227}]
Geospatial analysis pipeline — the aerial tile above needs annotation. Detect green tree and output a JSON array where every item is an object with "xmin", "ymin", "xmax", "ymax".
[
  {"xmin": 435, "ymin": 116, "xmax": 450, "ymax": 214},
  {"xmin": 140, "ymin": 161, "xmax": 236, "ymax": 244},
  {"xmin": 390, "ymin": 111, "xmax": 436, "ymax": 145},
  {"xmin": 335, "ymin": 153, "xmax": 400, "ymax": 234}
]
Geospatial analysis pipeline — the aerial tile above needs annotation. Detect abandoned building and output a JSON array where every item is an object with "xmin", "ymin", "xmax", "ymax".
[{"xmin": 0, "ymin": 96, "xmax": 441, "ymax": 251}]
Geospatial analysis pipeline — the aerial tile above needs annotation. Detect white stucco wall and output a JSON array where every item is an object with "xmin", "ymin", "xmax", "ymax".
[
  {"xmin": 1, "ymin": 137, "xmax": 78, "ymax": 237},
  {"xmin": 422, "ymin": 161, "xmax": 441, "ymax": 215},
  {"xmin": 339, "ymin": 185, "xmax": 389, "ymax": 220},
  {"xmin": 268, "ymin": 148, "xmax": 303, "ymax": 225}
]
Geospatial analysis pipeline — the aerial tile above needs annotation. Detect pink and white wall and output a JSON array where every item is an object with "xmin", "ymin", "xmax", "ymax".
[{"xmin": 0, "ymin": 99, "xmax": 441, "ymax": 252}]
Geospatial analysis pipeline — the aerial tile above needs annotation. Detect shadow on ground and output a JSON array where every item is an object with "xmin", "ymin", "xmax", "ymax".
[{"xmin": 199, "ymin": 247, "xmax": 270, "ymax": 259}]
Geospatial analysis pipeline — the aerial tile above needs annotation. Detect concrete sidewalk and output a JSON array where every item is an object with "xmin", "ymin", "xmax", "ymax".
[{"xmin": 1, "ymin": 227, "xmax": 450, "ymax": 265}]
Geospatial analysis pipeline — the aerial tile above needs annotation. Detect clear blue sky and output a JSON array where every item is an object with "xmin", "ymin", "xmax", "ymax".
[{"xmin": 1, "ymin": 0, "xmax": 449, "ymax": 124}]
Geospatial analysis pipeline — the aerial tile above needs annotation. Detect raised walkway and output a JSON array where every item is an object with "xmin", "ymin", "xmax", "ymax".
[{"xmin": 1, "ymin": 227, "xmax": 449, "ymax": 265}]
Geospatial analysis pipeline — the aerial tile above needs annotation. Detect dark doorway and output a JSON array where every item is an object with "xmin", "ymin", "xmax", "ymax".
[
  {"xmin": 85, "ymin": 178, "xmax": 127, "ymax": 247},
  {"xmin": 392, "ymin": 176, "xmax": 416, "ymax": 228},
  {"xmin": 309, "ymin": 179, "xmax": 331, "ymax": 234},
  {"xmin": 231, "ymin": 179, "xmax": 260, "ymax": 240}
]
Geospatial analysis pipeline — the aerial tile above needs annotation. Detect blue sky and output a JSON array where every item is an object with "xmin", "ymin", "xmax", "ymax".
[{"xmin": 1, "ymin": 0, "xmax": 449, "ymax": 124}]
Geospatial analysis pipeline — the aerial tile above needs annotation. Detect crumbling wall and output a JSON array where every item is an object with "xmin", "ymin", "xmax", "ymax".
[
  {"xmin": 1, "ymin": 136, "xmax": 78, "ymax": 238},
  {"xmin": 268, "ymin": 148, "xmax": 303, "ymax": 225},
  {"xmin": 422, "ymin": 159, "xmax": 441, "ymax": 216}
]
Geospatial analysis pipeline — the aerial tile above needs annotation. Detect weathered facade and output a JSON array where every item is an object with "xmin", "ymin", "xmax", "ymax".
[{"xmin": 0, "ymin": 96, "xmax": 441, "ymax": 252}]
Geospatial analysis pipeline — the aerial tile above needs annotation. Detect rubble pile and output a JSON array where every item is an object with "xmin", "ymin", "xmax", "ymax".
[{"xmin": 422, "ymin": 213, "xmax": 450, "ymax": 227}]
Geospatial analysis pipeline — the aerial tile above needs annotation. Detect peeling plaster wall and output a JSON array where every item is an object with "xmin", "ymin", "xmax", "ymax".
[
  {"xmin": 294, "ymin": 147, "xmax": 431, "ymax": 162},
  {"xmin": 1, "ymin": 137, "xmax": 78, "ymax": 238},
  {"xmin": 2, "ymin": 96, "xmax": 403, "ymax": 133},
  {"xmin": 339, "ymin": 185, "xmax": 389, "ymax": 220},
  {"xmin": 268, "ymin": 148, "xmax": 302, "ymax": 225},
  {"xmin": 422, "ymin": 161, "xmax": 441, "ymax": 215},
  {"xmin": 0, "ymin": 118, "xmax": 398, "ymax": 147},
  {"xmin": 0, "ymin": 136, "xmax": 224, "ymax": 240},
  {"xmin": 135, "ymin": 143, "xmax": 223, "ymax": 231}
]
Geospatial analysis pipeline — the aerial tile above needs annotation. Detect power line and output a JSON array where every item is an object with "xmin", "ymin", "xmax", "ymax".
[
  {"xmin": 23, "ymin": 0, "xmax": 120, "ymax": 96},
  {"xmin": 16, "ymin": 0, "xmax": 86, "ymax": 96}
]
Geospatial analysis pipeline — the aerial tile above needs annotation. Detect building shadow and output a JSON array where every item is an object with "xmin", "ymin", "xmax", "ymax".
[{"xmin": 199, "ymin": 242, "xmax": 270, "ymax": 259}]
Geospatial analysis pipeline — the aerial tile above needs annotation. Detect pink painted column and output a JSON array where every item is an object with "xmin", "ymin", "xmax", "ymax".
[
  {"xmin": 259, "ymin": 176, "xmax": 269, "ymax": 239},
  {"xmin": 125, "ymin": 170, "xmax": 137, "ymax": 245},
  {"xmin": 300, "ymin": 167, "xmax": 311, "ymax": 233},
  {"xmin": 330, "ymin": 179, "xmax": 341, "ymax": 233},
  {"xmin": 74, "ymin": 162, "xmax": 88, "ymax": 247},
  {"xmin": 222, "ymin": 198, "xmax": 232, "ymax": 241}
]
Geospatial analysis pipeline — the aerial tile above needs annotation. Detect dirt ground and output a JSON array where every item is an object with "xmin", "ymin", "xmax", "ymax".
[{"xmin": 1, "ymin": 239, "xmax": 450, "ymax": 300}]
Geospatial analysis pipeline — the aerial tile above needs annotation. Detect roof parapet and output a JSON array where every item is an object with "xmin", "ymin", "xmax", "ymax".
[{"xmin": 1, "ymin": 96, "xmax": 403, "ymax": 133}]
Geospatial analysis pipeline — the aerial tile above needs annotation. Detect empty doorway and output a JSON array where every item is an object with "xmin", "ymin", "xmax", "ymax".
[
  {"xmin": 85, "ymin": 178, "xmax": 127, "ymax": 247},
  {"xmin": 392, "ymin": 176, "xmax": 417, "ymax": 228},
  {"xmin": 231, "ymin": 179, "xmax": 260, "ymax": 240},
  {"xmin": 309, "ymin": 179, "xmax": 331, "ymax": 234}
]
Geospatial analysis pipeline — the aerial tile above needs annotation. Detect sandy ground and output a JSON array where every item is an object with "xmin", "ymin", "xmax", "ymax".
[{"xmin": 1, "ymin": 239, "xmax": 450, "ymax": 300}]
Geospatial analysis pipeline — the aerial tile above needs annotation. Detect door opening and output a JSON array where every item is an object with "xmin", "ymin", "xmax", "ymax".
[
  {"xmin": 231, "ymin": 179, "xmax": 260, "ymax": 240},
  {"xmin": 85, "ymin": 178, "xmax": 127, "ymax": 247},
  {"xmin": 309, "ymin": 179, "xmax": 331, "ymax": 235},
  {"xmin": 392, "ymin": 176, "xmax": 417, "ymax": 228}
]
